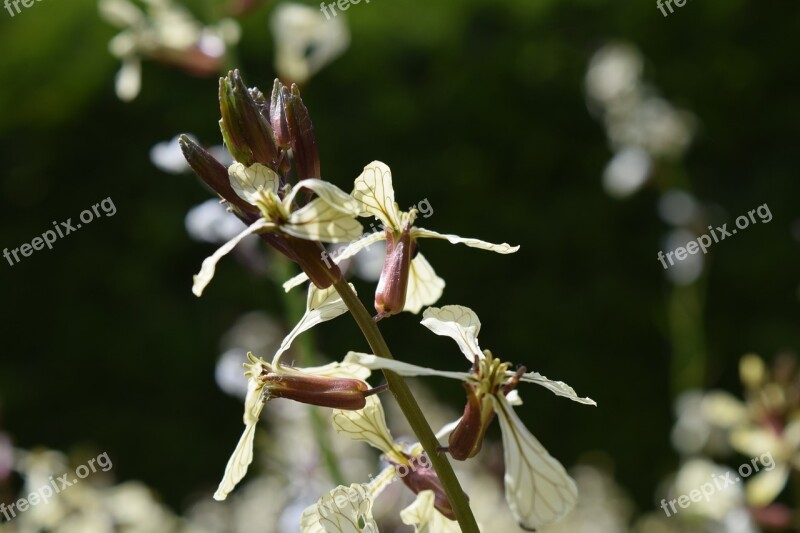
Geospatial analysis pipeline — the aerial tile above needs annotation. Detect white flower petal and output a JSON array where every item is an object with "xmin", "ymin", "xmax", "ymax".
[
  {"xmin": 411, "ymin": 227, "xmax": 519, "ymax": 254},
  {"xmin": 420, "ymin": 305, "xmax": 482, "ymax": 362},
  {"xmin": 730, "ymin": 425, "xmax": 782, "ymax": 459},
  {"xmin": 400, "ymin": 490, "xmax": 461, "ymax": 533},
  {"xmin": 285, "ymin": 198, "xmax": 364, "ymax": 242},
  {"xmin": 367, "ymin": 465, "xmax": 397, "ymax": 499},
  {"xmin": 228, "ymin": 162, "xmax": 280, "ymax": 204},
  {"xmin": 745, "ymin": 465, "xmax": 789, "ymax": 507},
  {"xmin": 344, "ymin": 352, "xmax": 470, "ymax": 381},
  {"xmin": 352, "ymin": 161, "xmax": 403, "ymax": 230},
  {"xmin": 213, "ymin": 421, "xmax": 259, "ymax": 501},
  {"xmin": 115, "ymin": 57, "xmax": 141, "ymax": 102},
  {"xmin": 493, "ymin": 395, "xmax": 578, "ymax": 529},
  {"xmin": 332, "ymin": 395, "xmax": 401, "ymax": 460},
  {"xmin": 284, "ymin": 179, "xmax": 361, "ymax": 215},
  {"xmin": 272, "ymin": 285, "xmax": 350, "ymax": 366},
  {"xmin": 301, "ymin": 484, "xmax": 378, "ymax": 533},
  {"xmin": 403, "ymin": 254, "xmax": 446, "ymax": 314},
  {"xmin": 283, "ymin": 231, "xmax": 388, "ymax": 292},
  {"xmin": 517, "ymin": 372, "xmax": 597, "ymax": 406},
  {"xmin": 301, "ymin": 360, "xmax": 372, "ymax": 381},
  {"xmin": 192, "ymin": 218, "xmax": 272, "ymax": 296}
]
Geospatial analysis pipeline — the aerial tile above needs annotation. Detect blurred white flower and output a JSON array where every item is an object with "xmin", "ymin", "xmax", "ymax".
[
  {"xmin": 585, "ymin": 43, "xmax": 643, "ymax": 108},
  {"xmin": 658, "ymin": 190, "xmax": 700, "ymax": 226},
  {"xmin": 663, "ymin": 229, "xmax": 704, "ymax": 286},
  {"xmin": 270, "ymin": 2, "xmax": 350, "ymax": 85},
  {"xmin": 99, "ymin": 0, "xmax": 240, "ymax": 101},
  {"xmin": 185, "ymin": 199, "xmax": 249, "ymax": 244},
  {"xmin": 602, "ymin": 147, "xmax": 652, "ymax": 199},
  {"xmin": 151, "ymin": 134, "xmax": 193, "ymax": 174}
]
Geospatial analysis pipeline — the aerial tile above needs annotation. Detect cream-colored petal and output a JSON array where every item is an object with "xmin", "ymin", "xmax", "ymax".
[
  {"xmin": 411, "ymin": 227, "xmax": 519, "ymax": 254},
  {"xmin": 403, "ymin": 254, "xmax": 445, "ymax": 314},
  {"xmin": 115, "ymin": 57, "xmax": 141, "ymax": 102},
  {"xmin": 283, "ymin": 179, "xmax": 361, "ymax": 215},
  {"xmin": 299, "ymin": 359, "xmax": 372, "ymax": 381},
  {"xmin": 745, "ymin": 465, "xmax": 789, "ymax": 507},
  {"xmin": 352, "ymin": 161, "xmax": 403, "ymax": 230},
  {"xmin": 213, "ymin": 422, "xmax": 259, "ymax": 501},
  {"xmin": 493, "ymin": 395, "xmax": 577, "ymax": 529},
  {"xmin": 192, "ymin": 218, "xmax": 273, "ymax": 296},
  {"xmin": 344, "ymin": 352, "xmax": 470, "ymax": 381},
  {"xmin": 228, "ymin": 162, "xmax": 281, "ymax": 204},
  {"xmin": 302, "ymin": 484, "xmax": 378, "ymax": 533},
  {"xmin": 272, "ymin": 285, "xmax": 349, "ymax": 366},
  {"xmin": 332, "ymin": 395, "xmax": 403, "ymax": 461},
  {"xmin": 367, "ymin": 465, "xmax": 397, "ymax": 500},
  {"xmin": 284, "ymin": 198, "xmax": 363, "ymax": 242},
  {"xmin": 517, "ymin": 372, "xmax": 596, "ymax": 406},
  {"xmin": 400, "ymin": 490, "xmax": 461, "ymax": 533},
  {"xmin": 730, "ymin": 425, "xmax": 782, "ymax": 459},
  {"xmin": 99, "ymin": 0, "xmax": 144, "ymax": 28},
  {"xmin": 282, "ymin": 231, "xmax": 387, "ymax": 292},
  {"xmin": 420, "ymin": 305, "xmax": 482, "ymax": 362}
]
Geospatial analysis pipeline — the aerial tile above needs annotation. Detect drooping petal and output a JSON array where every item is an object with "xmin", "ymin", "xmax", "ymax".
[
  {"xmin": 517, "ymin": 372, "xmax": 597, "ymax": 406},
  {"xmin": 344, "ymin": 352, "xmax": 470, "ymax": 381},
  {"xmin": 332, "ymin": 395, "xmax": 403, "ymax": 461},
  {"xmin": 283, "ymin": 179, "xmax": 361, "ymax": 215},
  {"xmin": 214, "ymin": 354, "xmax": 267, "ymax": 501},
  {"xmin": 285, "ymin": 198, "xmax": 364, "ymax": 242},
  {"xmin": 352, "ymin": 161, "xmax": 403, "ymax": 230},
  {"xmin": 193, "ymin": 218, "xmax": 274, "ymax": 296},
  {"xmin": 213, "ymin": 421, "xmax": 260, "ymax": 501},
  {"xmin": 272, "ymin": 285, "xmax": 350, "ymax": 366},
  {"xmin": 403, "ymin": 254, "xmax": 446, "ymax": 314},
  {"xmin": 283, "ymin": 231, "xmax": 387, "ymax": 292},
  {"xmin": 400, "ymin": 490, "xmax": 461, "ymax": 533},
  {"xmin": 228, "ymin": 162, "xmax": 281, "ymax": 204},
  {"xmin": 301, "ymin": 484, "xmax": 378, "ymax": 533},
  {"xmin": 411, "ymin": 227, "xmax": 519, "ymax": 254},
  {"xmin": 420, "ymin": 305, "xmax": 482, "ymax": 362},
  {"xmin": 493, "ymin": 394, "xmax": 578, "ymax": 529}
]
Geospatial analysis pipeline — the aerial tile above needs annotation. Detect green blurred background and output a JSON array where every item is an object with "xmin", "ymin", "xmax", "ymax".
[{"xmin": 0, "ymin": 0, "xmax": 798, "ymax": 523}]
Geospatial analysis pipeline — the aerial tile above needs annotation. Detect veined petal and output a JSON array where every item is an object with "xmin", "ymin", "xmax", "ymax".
[
  {"xmin": 332, "ymin": 395, "xmax": 403, "ymax": 461},
  {"xmin": 367, "ymin": 465, "xmax": 397, "ymax": 499},
  {"xmin": 213, "ymin": 421, "xmax": 260, "ymax": 501},
  {"xmin": 192, "ymin": 218, "xmax": 274, "ymax": 296},
  {"xmin": 228, "ymin": 162, "xmax": 280, "ymax": 204},
  {"xmin": 403, "ymin": 254, "xmax": 446, "ymax": 314},
  {"xmin": 283, "ymin": 231, "xmax": 387, "ymax": 292},
  {"xmin": 411, "ymin": 227, "xmax": 519, "ymax": 254},
  {"xmin": 420, "ymin": 305, "xmax": 482, "ymax": 362},
  {"xmin": 400, "ymin": 490, "xmax": 461, "ymax": 533},
  {"xmin": 344, "ymin": 352, "xmax": 470, "ymax": 381},
  {"xmin": 272, "ymin": 285, "xmax": 350, "ymax": 366},
  {"xmin": 301, "ymin": 484, "xmax": 378, "ymax": 533},
  {"xmin": 283, "ymin": 179, "xmax": 361, "ymax": 215},
  {"xmin": 285, "ymin": 198, "xmax": 364, "ymax": 242},
  {"xmin": 352, "ymin": 161, "xmax": 403, "ymax": 230},
  {"xmin": 517, "ymin": 371, "xmax": 597, "ymax": 406},
  {"xmin": 493, "ymin": 394, "xmax": 577, "ymax": 529}
]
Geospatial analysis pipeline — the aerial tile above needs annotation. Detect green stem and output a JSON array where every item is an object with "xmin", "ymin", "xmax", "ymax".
[{"xmin": 331, "ymin": 278, "xmax": 480, "ymax": 533}]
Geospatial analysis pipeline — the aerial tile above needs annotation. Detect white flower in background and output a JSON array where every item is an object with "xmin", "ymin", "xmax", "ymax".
[
  {"xmin": 671, "ymin": 459, "xmax": 747, "ymax": 522},
  {"xmin": 657, "ymin": 189, "xmax": 700, "ymax": 226},
  {"xmin": 99, "ymin": 0, "xmax": 240, "ymax": 101},
  {"xmin": 284, "ymin": 162, "xmax": 519, "ymax": 317},
  {"xmin": 347, "ymin": 305, "xmax": 595, "ymax": 530},
  {"xmin": 662, "ymin": 228, "xmax": 704, "ymax": 286},
  {"xmin": 670, "ymin": 389, "xmax": 746, "ymax": 456},
  {"xmin": 270, "ymin": 2, "xmax": 350, "ymax": 85},
  {"xmin": 192, "ymin": 162, "xmax": 363, "ymax": 296},
  {"xmin": 586, "ymin": 42, "xmax": 696, "ymax": 199}
]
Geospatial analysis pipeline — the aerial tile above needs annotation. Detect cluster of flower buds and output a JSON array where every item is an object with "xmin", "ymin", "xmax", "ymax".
[{"xmin": 181, "ymin": 70, "xmax": 361, "ymax": 292}]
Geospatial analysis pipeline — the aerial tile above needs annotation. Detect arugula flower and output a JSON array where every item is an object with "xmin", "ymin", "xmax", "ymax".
[
  {"xmin": 346, "ymin": 305, "xmax": 596, "ymax": 530},
  {"xmin": 214, "ymin": 285, "xmax": 369, "ymax": 501},
  {"xmin": 284, "ymin": 161, "xmax": 519, "ymax": 317}
]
